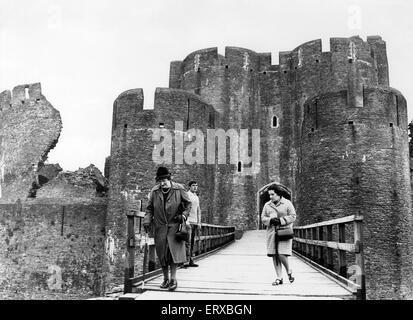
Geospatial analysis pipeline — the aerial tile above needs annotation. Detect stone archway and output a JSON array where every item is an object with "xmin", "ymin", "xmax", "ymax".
[{"xmin": 256, "ymin": 182, "xmax": 291, "ymax": 230}]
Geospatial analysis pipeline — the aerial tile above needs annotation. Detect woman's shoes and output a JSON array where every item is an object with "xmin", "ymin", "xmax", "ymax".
[
  {"xmin": 272, "ymin": 278, "xmax": 283, "ymax": 286},
  {"xmin": 168, "ymin": 279, "xmax": 178, "ymax": 291},
  {"xmin": 160, "ymin": 279, "xmax": 170, "ymax": 289},
  {"xmin": 288, "ymin": 273, "xmax": 295, "ymax": 283}
]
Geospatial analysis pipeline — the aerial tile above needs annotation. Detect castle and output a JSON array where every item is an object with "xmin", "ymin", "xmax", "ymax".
[
  {"xmin": 0, "ymin": 35, "xmax": 412, "ymax": 299},
  {"xmin": 106, "ymin": 35, "xmax": 413, "ymax": 299}
]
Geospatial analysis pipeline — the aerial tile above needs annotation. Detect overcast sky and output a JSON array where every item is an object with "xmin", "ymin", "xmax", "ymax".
[{"xmin": 0, "ymin": 0, "xmax": 412, "ymax": 172}]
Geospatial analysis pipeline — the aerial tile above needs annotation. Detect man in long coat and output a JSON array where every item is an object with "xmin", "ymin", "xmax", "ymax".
[{"xmin": 143, "ymin": 166, "xmax": 192, "ymax": 291}]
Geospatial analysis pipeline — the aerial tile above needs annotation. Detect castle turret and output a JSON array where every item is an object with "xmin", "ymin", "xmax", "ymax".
[
  {"xmin": 105, "ymin": 87, "xmax": 217, "ymax": 289},
  {"xmin": 298, "ymin": 86, "xmax": 412, "ymax": 299}
]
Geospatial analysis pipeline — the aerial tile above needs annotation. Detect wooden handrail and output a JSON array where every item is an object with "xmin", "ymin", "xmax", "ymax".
[
  {"xmin": 293, "ymin": 214, "xmax": 366, "ymax": 300},
  {"xmin": 124, "ymin": 206, "xmax": 235, "ymax": 293},
  {"xmin": 293, "ymin": 214, "xmax": 363, "ymax": 229}
]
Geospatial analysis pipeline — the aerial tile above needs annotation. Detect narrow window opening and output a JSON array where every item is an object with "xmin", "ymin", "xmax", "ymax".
[
  {"xmin": 389, "ymin": 123, "xmax": 393, "ymax": 127},
  {"xmin": 315, "ymin": 59, "xmax": 319, "ymax": 63},
  {"xmin": 348, "ymin": 58, "xmax": 353, "ymax": 63},
  {"xmin": 311, "ymin": 128, "xmax": 314, "ymax": 132},
  {"xmin": 355, "ymin": 177, "xmax": 360, "ymax": 185},
  {"xmin": 209, "ymin": 112, "xmax": 214, "ymax": 127},
  {"xmin": 21, "ymin": 100, "xmax": 25, "ymax": 104},
  {"xmin": 249, "ymin": 68, "xmax": 253, "ymax": 72},
  {"xmin": 237, "ymin": 161, "xmax": 242, "ymax": 172},
  {"xmin": 348, "ymin": 121, "xmax": 354, "ymax": 125},
  {"xmin": 186, "ymin": 99, "xmax": 190, "ymax": 130},
  {"xmin": 61, "ymin": 206, "xmax": 65, "ymax": 236},
  {"xmin": 395, "ymin": 95, "xmax": 399, "ymax": 126},
  {"xmin": 263, "ymin": 71, "xmax": 267, "ymax": 75},
  {"xmin": 197, "ymin": 68, "xmax": 200, "ymax": 72},
  {"xmin": 124, "ymin": 124, "xmax": 127, "ymax": 128},
  {"xmin": 25, "ymin": 87, "xmax": 29, "ymax": 100},
  {"xmin": 272, "ymin": 116, "xmax": 278, "ymax": 128},
  {"xmin": 294, "ymin": 66, "xmax": 297, "ymax": 70},
  {"xmin": 283, "ymin": 70, "xmax": 287, "ymax": 74},
  {"xmin": 159, "ymin": 122, "xmax": 165, "ymax": 128},
  {"xmin": 225, "ymin": 65, "xmax": 229, "ymax": 69}
]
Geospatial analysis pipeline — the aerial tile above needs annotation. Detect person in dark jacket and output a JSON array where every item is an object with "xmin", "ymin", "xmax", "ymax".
[{"xmin": 143, "ymin": 166, "xmax": 192, "ymax": 291}]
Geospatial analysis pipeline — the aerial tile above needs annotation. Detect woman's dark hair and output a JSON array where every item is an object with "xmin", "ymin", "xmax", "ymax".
[
  {"xmin": 188, "ymin": 180, "xmax": 197, "ymax": 187},
  {"xmin": 267, "ymin": 184, "xmax": 283, "ymax": 197}
]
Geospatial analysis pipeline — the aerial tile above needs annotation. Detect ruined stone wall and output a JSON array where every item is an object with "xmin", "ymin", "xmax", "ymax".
[
  {"xmin": 299, "ymin": 88, "xmax": 412, "ymax": 299},
  {"xmin": 0, "ymin": 199, "xmax": 106, "ymax": 299},
  {"xmin": 0, "ymin": 83, "xmax": 108, "ymax": 299},
  {"xmin": 0, "ymin": 83, "xmax": 62, "ymax": 202}
]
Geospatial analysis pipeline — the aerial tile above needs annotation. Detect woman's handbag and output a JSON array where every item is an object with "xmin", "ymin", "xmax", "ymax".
[
  {"xmin": 175, "ymin": 222, "xmax": 189, "ymax": 242},
  {"xmin": 276, "ymin": 228, "xmax": 294, "ymax": 240}
]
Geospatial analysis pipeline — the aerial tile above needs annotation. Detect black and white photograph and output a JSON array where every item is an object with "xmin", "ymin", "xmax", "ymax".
[{"xmin": 1, "ymin": 0, "xmax": 413, "ymax": 310}]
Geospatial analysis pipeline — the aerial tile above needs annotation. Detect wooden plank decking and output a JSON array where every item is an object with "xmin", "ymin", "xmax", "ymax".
[{"xmin": 133, "ymin": 230, "xmax": 354, "ymax": 300}]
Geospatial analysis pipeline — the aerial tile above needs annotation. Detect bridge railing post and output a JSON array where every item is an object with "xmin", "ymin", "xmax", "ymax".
[
  {"xmin": 305, "ymin": 229, "xmax": 309, "ymax": 258},
  {"xmin": 326, "ymin": 224, "xmax": 334, "ymax": 270},
  {"xmin": 338, "ymin": 224, "xmax": 347, "ymax": 277},
  {"xmin": 318, "ymin": 226, "xmax": 324, "ymax": 266},
  {"xmin": 311, "ymin": 227, "xmax": 317, "ymax": 262},
  {"xmin": 354, "ymin": 214, "xmax": 366, "ymax": 300}
]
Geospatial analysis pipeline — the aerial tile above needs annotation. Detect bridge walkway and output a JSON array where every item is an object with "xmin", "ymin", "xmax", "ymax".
[{"xmin": 132, "ymin": 230, "xmax": 354, "ymax": 300}]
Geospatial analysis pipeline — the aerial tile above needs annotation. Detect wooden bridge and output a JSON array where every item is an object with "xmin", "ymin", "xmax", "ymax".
[{"xmin": 119, "ymin": 212, "xmax": 365, "ymax": 300}]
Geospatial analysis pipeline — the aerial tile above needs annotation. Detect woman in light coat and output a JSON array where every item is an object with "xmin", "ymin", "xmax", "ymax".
[{"xmin": 261, "ymin": 184, "xmax": 297, "ymax": 285}]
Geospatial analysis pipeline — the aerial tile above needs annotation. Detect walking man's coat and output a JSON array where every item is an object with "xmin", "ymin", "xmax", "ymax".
[{"xmin": 144, "ymin": 182, "xmax": 192, "ymax": 265}]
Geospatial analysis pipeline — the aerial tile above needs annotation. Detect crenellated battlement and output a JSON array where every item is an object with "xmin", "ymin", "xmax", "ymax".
[
  {"xmin": 302, "ymin": 85, "xmax": 407, "ymax": 134},
  {"xmin": 112, "ymin": 87, "xmax": 217, "ymax": 132},
  {"xmin": 0, "ymin": 83, "xmax": 44, "ymax": 112}
]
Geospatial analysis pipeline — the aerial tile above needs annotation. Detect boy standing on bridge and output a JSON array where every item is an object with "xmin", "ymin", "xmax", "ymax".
[
  {"xmin": 143, "ymin": 166, "xmax": 192, "ymax": 291},
  {"xmin": 183, "ymin": 180, "xmax": 201, "ymax": 268}
]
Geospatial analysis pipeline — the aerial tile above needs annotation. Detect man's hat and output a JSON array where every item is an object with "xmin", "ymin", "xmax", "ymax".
[{"xmin": 155, "ymin": 166, "xmax": 171, "ymax": 181}]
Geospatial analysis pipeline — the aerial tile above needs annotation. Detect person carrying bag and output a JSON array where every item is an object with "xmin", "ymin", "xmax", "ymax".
[{"xmin": 261, "ymin": 185, "xmax": 297, "ymax": 286}]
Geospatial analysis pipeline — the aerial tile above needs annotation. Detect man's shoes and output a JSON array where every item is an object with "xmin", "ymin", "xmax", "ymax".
[
  {"xmin": 160, "ymin": 279, "xmax": 170, "ymax": 289},
  {"xmin": 168, "ymin": 279, "xmax": 178, "ymax": 291},
  {"xmin": 188, "ymin": 261, "xmax": 199, "ymax": 267}
]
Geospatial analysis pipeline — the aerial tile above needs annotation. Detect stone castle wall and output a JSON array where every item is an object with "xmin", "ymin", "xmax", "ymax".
[
  {"xmin": 0, "ymin": 199, "xmax": 106, "ymax": 299},
  {"xmin": 106, "ymin": 35, "xmax": 413, "ymax": 298},
  {"xmin": 0, "ymin": 83, "xmax": 62, "ymax": 201}
]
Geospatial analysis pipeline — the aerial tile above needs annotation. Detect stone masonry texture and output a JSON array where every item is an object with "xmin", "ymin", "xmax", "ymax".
[
  {"xmin": 0, "ymin": 83, "xmax": 62, "ymax": 201},
  {"xmin": 1, "ymin": 36, "xmax": 412, "ymax": 300},
  {"xmin": 106, "ymin": 35, "xmax": 413, "ymax": 299},
  {"xmin": 0, "ymin": 84, "xmax": 108, "ymax": 299}
]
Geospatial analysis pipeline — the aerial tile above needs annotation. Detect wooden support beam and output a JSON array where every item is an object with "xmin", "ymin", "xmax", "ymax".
[{"xmin": 294, "ymin": 237, "xmax": 356, "ymax": 253}]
